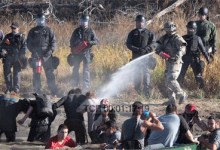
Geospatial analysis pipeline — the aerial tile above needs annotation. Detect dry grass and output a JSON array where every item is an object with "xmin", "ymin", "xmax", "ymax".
[{"xmin": 0, "ymin": 13, "xmax": 219, "ymax": 98}]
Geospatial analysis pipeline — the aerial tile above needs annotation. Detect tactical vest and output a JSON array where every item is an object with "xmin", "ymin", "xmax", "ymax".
[
  {"xmin": 4, "ymin": 33, "xmax": 23, "ymax": 53},
  {"xmin": 129, "ymin": 29, "xmax": 151, "ymax": 50},
  {"xmin": 76, "ymin": 27, "xmax": 94, "ymax": 42},
  {"xmin": 196, "ymin": 20, "xmax": 213, "ymax": 45},
  {"xmin": 63, "ymin": 94, "xmax": 86, "ymax": 120},
  {"xmin": 183, "ymin": 34, "xmax": 200, "ymax": 56},
  {"xmin": 159, "ymin": 33, "xmax": 184, "ymax": 58}
]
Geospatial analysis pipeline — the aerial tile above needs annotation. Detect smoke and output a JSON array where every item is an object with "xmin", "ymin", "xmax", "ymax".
[{"xmin": 97, "ymin": 51, "xmax": 156, "ymax": 99}]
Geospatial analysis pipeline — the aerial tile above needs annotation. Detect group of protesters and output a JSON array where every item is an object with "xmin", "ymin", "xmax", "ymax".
[{"xmin": 0, "ymin": 87, "xmax": 220, "ymax": 149}]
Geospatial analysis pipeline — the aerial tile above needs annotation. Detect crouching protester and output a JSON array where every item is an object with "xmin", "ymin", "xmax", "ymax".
[
  {"xmin": 0, "ymin": 94, "xmax": 28, "ymax": 142},
  {"xmin": 90, "ymin": 98, "xmax": 117, "ymax": 144},
  {"xmin": 100, "ymin": 121, "xmax": 121, "ymax": 150},
  {"xmin": 121, "ymin": 101, "xmax": 164, "ymax": 149},
  {"xmin": 198, "ymin": 116, "xmax": 220, "ymax": 150},
  {"xmin": 182, "ymin": 103, "xmax": 208, "ymax": 132},
  {"xmin": 45, "ymin": 124, "xmax": 77, "ymax": 149},
  {"xmin": 53, "ymin": 88, "xmax": 87, "ymax": 144},
  {"xmin": 17, "ymin": 93, "xmax": 55, "ymax": 143},
  {"xmin": 176, "ymin": 114, "xmax": 199, "ymax": 145}
]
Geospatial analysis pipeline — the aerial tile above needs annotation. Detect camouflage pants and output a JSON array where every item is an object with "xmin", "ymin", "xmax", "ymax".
[{"xmin": 165, "ymin": 61, "xmax": 186, "ymax": 102}]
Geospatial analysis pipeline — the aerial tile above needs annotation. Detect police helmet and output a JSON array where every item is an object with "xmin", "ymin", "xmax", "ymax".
[
  {"xmin": 135, "ymin": 15, "xmax": 146, "ymax": 22},
  {"xmin": 36, "ymin": 12, "xmax": 46, "ymax": 19},
  {"xmin": 164, "ymin": 21, "xmax": 177, "ymax": 32},
  {"xmin": 198, "ymin": 7, "xmax": 209, "ymax": 15},
  {"xmin": 80, "ymin": 14, "xmax": 89, "ymax": 21},
  {"xmin": 52, "ymin": 56, "xmax": 59, "ymax": 69},
  {"xmin": 186, "ymin": 21, "xmax": 197, "ymax": 29},
  {"xmin": 67, "ymin": 54, "xmax": 75, "ymax": 66}
]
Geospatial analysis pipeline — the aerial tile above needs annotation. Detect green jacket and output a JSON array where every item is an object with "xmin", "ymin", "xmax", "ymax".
[{"xmin": 196, "ymin": 20, "xmax": 217, "ymax": 49}]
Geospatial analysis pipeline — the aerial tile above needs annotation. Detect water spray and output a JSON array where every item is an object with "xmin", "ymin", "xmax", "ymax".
[{"xmin": 97, "ymin": 51, "xmax": 156, "ymax": 100}]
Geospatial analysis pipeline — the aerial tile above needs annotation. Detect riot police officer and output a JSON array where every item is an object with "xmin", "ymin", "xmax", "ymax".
[
  {"xmin": 69, "ymin": 14, "xmax": 98, "ymax": 93},
  {"xmin": 178, "ymin": 21, "xmax": 210, "ymax": 89},
  {"xmin": 0, "ymin": 22, "xmax": 27, "ymax": 94},
  {"xmin": 126, "ymin": 15, "xmax": 157, "ymax": 97},
  {"xmin": 196, "ymin": 7, "xmax": 217, "ymax": 59},
  {"xmin": 27, "ymin": 13, "xmax": 58, "ymax": 96},
  {"xmin": 156, "ymin": 22, "xmax": 187, "ymax": 105}
]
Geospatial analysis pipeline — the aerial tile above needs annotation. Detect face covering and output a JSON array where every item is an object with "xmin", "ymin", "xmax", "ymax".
[
  {"xmin": 187, "ymin": 29, "xmax": 196, "ymax": 35},
  {"xmin": 36, "ymin": 17, "xmax": 46, "ymax": 26},
  {"xmin": 80, "ymin": 19, "xmax": 89, "ymax": 28}
]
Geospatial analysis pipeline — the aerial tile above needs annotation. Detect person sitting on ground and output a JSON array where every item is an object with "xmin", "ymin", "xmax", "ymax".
[
  {"xmin": 76, "ymin": 91, "xmax": 100, "ymax": 142},
  {"xmin": 148, "ymin": 104, "xmax": 180, "ymax": 147},
  {"xmin": 100, "ymin": 121, "xmax": 121, "ymax": 149},
  {"xmin": 121, "ymin": 101, "xmax": 164, "ymax": 149},
  {"xmin": 198, "ymin": 116, "xmax": 220, "ymax": 150},
  {"xmin": 94, "ymin": 98, "xmax": 117, "ymax": 123},
  {"xmin": 182, "ymin": 103, "xmax": 208, "ymax": 133},
  {"xmin": 45, "ymin": 124, "xmax": 77, "ymax": 149},
  {"xmin": 90, "ymin": 99, "xmax": 114, "ymax": 144},
  {"xmin": 176, "ymin": 114, "xmax": 199, "ymax": 144}
]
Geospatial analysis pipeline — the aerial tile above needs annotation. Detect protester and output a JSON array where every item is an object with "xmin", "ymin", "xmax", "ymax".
[
  {"xmin": 176, "ymin": 114, "xmax": 199, "ymax": 144},
  {"xmin": 45, "ymin": 124, "xmax": 77, "ymax": 149},
  {"xmin": 182, "ymin": 103, "xmax": 208, "ymax": 132},
  {"xmin": 100, "ymin": 121, "xmax": 121, "ymax": 149},
  {"xmin": 148, "ymin": 104, "xmax": 180, "ymax": 147},
  {"xmin": 53, "ymin": 88, "xmax": 87, "ymax": 144},
  {"xmin": 89, "ymin": 98, "xmax": 116, "ymax": 144},
  {"xmin": 76, "ymin": 91, "xmax": 100, "ymax": 141},
  {"xmin": 17, "ymin": 94, "xmax": 54, "ymax": 143},
  {"xmin": 198, "ymin": 116, "xmax": 220, "ymax": 149},
  {"xmin": 121, "ymin": 101, "xmax": 164, "ymax": 149},
  {"xmin": 0, "ymin": 94, "xmax": 28, "ymax": 142}
]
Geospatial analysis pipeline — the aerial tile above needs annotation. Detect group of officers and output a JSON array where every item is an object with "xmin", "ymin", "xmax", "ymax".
[
  {"xmin": 0, "ymin": 12, "xmax": 98, "ymax": 96},
  {"xmin": 0, "ymin": 6, "xmax": 217, "ymax": 105},
  {"xmin": 126, "ymin": 6, "xmax": 216, "ymax": 104}
]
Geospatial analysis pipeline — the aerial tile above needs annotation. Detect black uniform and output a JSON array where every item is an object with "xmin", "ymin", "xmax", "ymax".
[
  {"xmin": 70, "ymin": 26, "xmax": 98, "ymax": 92},
  {"xmin": 53, "ymin": 94, "xmax": 87, "ymax": 144},
  {"xmin": 126, "ymin": 28, "xmax": 157, "ymax": 96},
  {"xmin": 0, "ymin": 97, "xmax": 28, "ymax": 142},
  {"xmin": 27, "ymin": 26, "xmax": 58, "ymax": 95},
  {"xmin": 0, "ymin": 32, "xmax": 27, "ymax": 93},
  {"xmin": 26, "ymin": 100, "xmax": 51, "ymax": 142},
  {"xmin": 178, "ymin": 34, "xmax": 209, "ymax": 88}
]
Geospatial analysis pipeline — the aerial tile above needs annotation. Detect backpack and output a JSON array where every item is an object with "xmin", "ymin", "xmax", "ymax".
[{"xmin": 34, "ymin": 93, "xmax": 53, "ymax": 118}]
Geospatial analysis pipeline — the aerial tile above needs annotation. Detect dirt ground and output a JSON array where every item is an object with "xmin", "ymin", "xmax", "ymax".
[{"xmin": 0, "ymin": 98, "xmax": 220, "ymax": 149}]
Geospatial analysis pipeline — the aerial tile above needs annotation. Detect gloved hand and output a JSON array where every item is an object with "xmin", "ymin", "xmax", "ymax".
[
  {"xmin": 43, "ymin": 50, "xmax": 53, "ymax": 58},
  {"xmin": 140, "ymin": 48, "xmax": 147, "ymax": 55},
  {"xmin": 168, "ymin": 57, "xmax": 177, "ymax": 62},
  {"xmin": 42, "ymin": 50, "xmax": 53, "ymax": 62},
  {"xmin": 0, "ymin": 49, "xmax": 7, "ymax": 58},
  {"xmin": 88, "ymin": 40, "xmax": 96, "ymax": 46}
]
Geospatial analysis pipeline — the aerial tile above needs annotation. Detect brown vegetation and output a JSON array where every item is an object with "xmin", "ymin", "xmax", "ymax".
[{"xmin": 0, "ymin": 1, "xmax": 219, "ymax": 99}]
